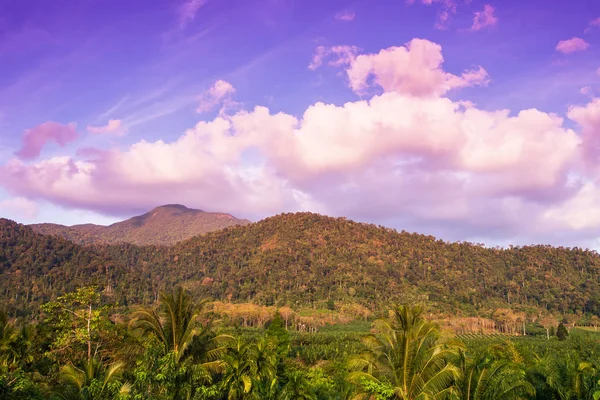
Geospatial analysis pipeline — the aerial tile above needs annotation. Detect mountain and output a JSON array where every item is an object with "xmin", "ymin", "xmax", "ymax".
[
  {"xmin": 28, "ymin": 204, "xmax": 251, "ymax": 246},
  {"xmin": 3, "ymin": 212, "xmax": 600, "ymax": 318}
]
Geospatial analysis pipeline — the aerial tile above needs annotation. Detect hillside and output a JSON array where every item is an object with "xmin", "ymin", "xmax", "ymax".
[
  {"xmin": 29, "ymin": 204, "xmax": 251, "ymax": 245},
  {"xmin": 2, "ymin": 212, "xmax": 600, "ymax": 318}
]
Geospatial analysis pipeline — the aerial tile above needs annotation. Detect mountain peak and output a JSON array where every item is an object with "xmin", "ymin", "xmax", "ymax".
[
  {"xmin": 152, "ymin": 204, "xmax": 198, "ymax": 212},
  {"xmin": 29, "ymin": 205, "xmax": 250, "ymax": 246}
]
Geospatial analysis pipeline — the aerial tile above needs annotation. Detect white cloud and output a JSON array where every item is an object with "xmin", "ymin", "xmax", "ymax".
[
  {"xmin": 197, "ymin": 80, "xmax": 236, "ymax": 113},
  {"xmin": 315, "ymin": 39, "xmax": 489, "ymax": 96},
  {"xmin": 556, "ymin": 37, "xmax": 590, "ymax": 54},
  {"xmin": 87, "ymin": 119, "xmax": 125, "ymax": 135},
  {"xmin": 2, "ymin": 38, "xmax": 600, "ymax": 245}
]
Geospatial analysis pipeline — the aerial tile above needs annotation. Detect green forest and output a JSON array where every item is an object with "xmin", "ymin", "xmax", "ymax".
[
  {"xmin": 4, "ymin": 285, "xmax": 600, "ymax": 399},
  {"xmin": 4, "ymin": 212, "xmax": 600, "ymax": 398},
  {"xmin": 3, "ymin": 213, "xmax": 600, "ymax": 319}
]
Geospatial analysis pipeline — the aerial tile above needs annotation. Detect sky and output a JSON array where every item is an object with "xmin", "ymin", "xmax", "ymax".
[{"xmin": 1, "ymin": 0, "xmax": 600, "ymax": 248}]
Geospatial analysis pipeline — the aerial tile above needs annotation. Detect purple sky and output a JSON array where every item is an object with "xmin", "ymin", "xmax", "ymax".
[{"xmin": 1, "ymin": 0, "xmax": 600, "ymax": 248}]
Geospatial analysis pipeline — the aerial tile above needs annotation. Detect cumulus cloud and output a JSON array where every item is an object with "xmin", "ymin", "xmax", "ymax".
[
  {"xmin": 0, "ymin": 93, "xmax": 581, "ymax": 239},
  {"xmin": 2, "ymin": 38, "xmax": 600, "ymax": 243},
  {"xmin": 334, "ymin": 10, "xmax": 355, "ymax": 21},
  {"xmin": 470, "ymin": 5, "xmax": 497, "ymax": 31},
  {"xmin": 556, "ymin": 37, "xmax": 590, "ymax": 54},
  {"xmin": 15, "ymin": 121, "xmax": 78, "ymax": 160},
  {"xmin": 338, "ymin": 39, "xmax": 489, "ymax": 96},
  {"xmin": 87, "ymin": 119, "xmax": 125, "ymax": 135},
  {"xmin": 568, "ymin": 98, "xmax": 600, "ymax": 164},
  {"xmin": 0, "ymin": 197, "xmax": 39, "ymax": 220},
  {"xmin": 197, "ymin": 80, "xmax": 236, "ymax": 113}
]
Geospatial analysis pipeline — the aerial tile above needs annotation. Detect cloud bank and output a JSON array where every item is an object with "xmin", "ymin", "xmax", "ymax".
[{"xmin": 2, "ymin": 38, "xmax": 600, "ymax": 245}]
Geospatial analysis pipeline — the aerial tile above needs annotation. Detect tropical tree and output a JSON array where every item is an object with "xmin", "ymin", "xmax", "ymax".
[
  {"xmin": 0, "ymin": 311, "xmax": 44, "ymax": 399},
  {"xmin": 220, "ymin": 338, "xmax": 255, "ymax": 400},
  {"xmin": 133, "ymin": 287, "xmax": 230, "ymax": 362},
  {"xmin": 557, "ymin": 323, "xmax": 569, "ymax": 341},
  {"xmin": 540, "ymin": 355, "xmax": 600, "ymax": 400},
  {"xmin": 538, "ymin": 314, "xmax": 557, "ymax": 340},
  {"xmin": 452, "ymin": 350, "xmax": 534, "ymax": 400},
  {"xmin": 0, "ymin": 366, "xmax": 45, "ymax": 400},
  {"xmin": 252, "ymin": 336, "xmax": 278, "ymax": 388},
  {"xmin": 280, "ymin": 370, "xmax": 317, "ymax": 400},
  {"xmin": 218, "ymin": 335, "xmax": 280, "ymax": 400},
  {"xmin": 58, "ymin": 357, "xmax": 130, "ymax": 400},
  {"xmin": 131, "ymin": 287, "xmax": 230, "ymax": 399},
  {"xmin": 134, "ymin": 287, "xmax": 204, "ymax": 362},
  {"xmin": 40, "ymin": 287, "xmax": 117, "ymax": 364},
  {"xmin": 0, "ymin": 310, "xmax": 17, "ymax": 366},
  {"xmin": 348, "ymin": 304, "xmax": 462, "ymax": 400}
]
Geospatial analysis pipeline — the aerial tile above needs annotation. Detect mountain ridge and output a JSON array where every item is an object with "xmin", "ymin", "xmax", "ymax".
[
  {"xmin": 2, "ymin": 212, "xmax": 600, "ymax": 318},
  {"xmin": 28, "ymin": 204, "xmax": 251, "ymax": 246}
]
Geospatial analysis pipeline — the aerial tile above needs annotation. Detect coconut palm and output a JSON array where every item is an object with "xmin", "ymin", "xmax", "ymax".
[
  {"xmin": 249, "ymin": 336, "xmax": 278, "ymax": 398},
  {"xmin": 453, "ymin": 351, "xmax": 534, "ymax": 400},
  {"xmin": 348, "ymin": 304, "xmax": 462, "ymax": 400},
  {"xmin": 133, "ymin": 287, "xmax": 229, "ymax": 366},
  {"xmin": 133, "ymin": 286, "xmax": 205, "ymax": 362},
  {"xmin": 132, "ymin": 287, "xmax": 231, "ymax": 398},
  {"xmin": 219, "ymin": 336, "xmax": 280, "ymax": 400},
  {"xmin": 540, "ymin": 354, "xmax": 600, "ymax": 400},
  {"xmin": 58, "ymin": 357, "xmax": 130, "ymax": 400},
  {"xmin": 253, "ymin": 336, "xmax": 278, "ymax": 383},
  {"xmin": 220, "ymin": 338, "xmax": 255, "ymax": 400}
]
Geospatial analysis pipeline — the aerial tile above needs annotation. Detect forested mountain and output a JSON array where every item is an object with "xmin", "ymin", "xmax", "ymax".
[
  {"xmin": 28, "ymin": 204, "xmax": 250, "ymax": 245},
  {"xmin": 2, "ymin": 212, "xmax": 600, "ymax": 319}
]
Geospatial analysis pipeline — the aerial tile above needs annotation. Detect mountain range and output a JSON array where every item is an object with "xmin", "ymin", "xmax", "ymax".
[
  {"xmin": 29, "ymin": 204, "xmax": 251, "ymax": 246},
  {"xmin": 2, "ymin": 208, "xmax": 600, "ymax": 319}
]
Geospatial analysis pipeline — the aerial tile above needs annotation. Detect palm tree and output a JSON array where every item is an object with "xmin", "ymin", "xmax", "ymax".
[
  {"xmin": 453, "ymin": 351, "xmax": 534, "ymax": 400},
  {"xmin": 134, "ymin": 287, "xmax": 204, "ymax": 362},
  {"xmin": 219, "ymin": 336, "xmax": 280, "ymax": 400},
  {"xmin": 220, "ymin": 338, "xmax": 255, "ymax": 400},
  {"xmin": 133, "ymin": 287, "xmax": 229, "ymax": 365},
  {"xmin": 11, "ymin": 324, "xmax": 36, "ymax": 370},
  {"xmin": 58, "ymin": 357, "xmax": 130, "ymax": 400},
  {"xmin": 253, "ymin": 337, "xmax": 278, "ymax": 382},
  {"xmin": 252, "ymin": 336, "xmax": 278, "ymax": 397},
  {"xmin": 132, "ymin": 287, "xmax": 231, "ymax": 398},
  {"xmin": 0, "ymin": 310, "xmax": 17, "ymax": 366},
  {"xmin": 540, "ymin": 354, "xmax": 600, "ymax": 400},
  {"xmin": 280, "ymin": 370, "xmax": 317, "ymax": 400},
  {"xmin": 348, "ymin": 304, "xmax": 462, "ymax": 400}
]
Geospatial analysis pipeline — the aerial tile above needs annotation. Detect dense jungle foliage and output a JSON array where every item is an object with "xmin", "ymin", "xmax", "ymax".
[
  {"xmin": 2, "ymin": 286, "xmax": 600, "ymax": 400},
  {"xmin": 4, "ymin": 210, "xmax": 600, "ymax": 399},
  {"xmin": 2, "ymin": 212, "xmax": 600, "ymax": 321}
]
